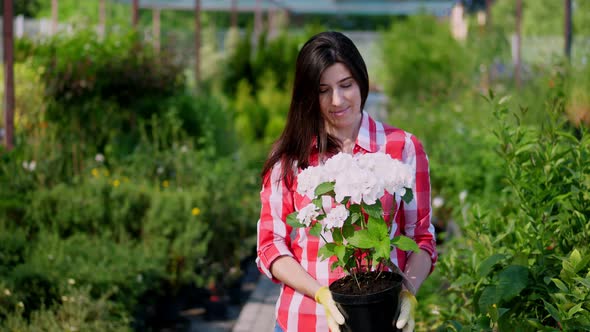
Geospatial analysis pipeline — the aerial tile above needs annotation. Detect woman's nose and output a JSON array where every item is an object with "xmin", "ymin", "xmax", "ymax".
[{"xmin": 331, "ymin": 89, "xmax": 343, "ymax": 106}]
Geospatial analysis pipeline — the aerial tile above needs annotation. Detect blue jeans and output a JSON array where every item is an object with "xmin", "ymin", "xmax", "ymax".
[{"xmin": 274, "ymin": 322, "xmax": 285, "ymax": 332}]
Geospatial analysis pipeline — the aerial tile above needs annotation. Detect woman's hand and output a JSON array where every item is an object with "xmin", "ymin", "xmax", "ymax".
[
  {"xmin": 315, "ymin": 286, "xmax": 345, "ymax": 332},
  {"xmin": 395, "ymin": 289, "xmax": 417, "ymax": 332}
]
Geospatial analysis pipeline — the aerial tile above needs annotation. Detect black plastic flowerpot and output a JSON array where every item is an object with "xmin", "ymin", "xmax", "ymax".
[{"xmin": 329, "ymin": 271, "xmax": 403, "ymax": 332}]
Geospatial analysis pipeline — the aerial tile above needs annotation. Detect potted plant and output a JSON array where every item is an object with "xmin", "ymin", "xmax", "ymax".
[{"xmin": 286, "ymin": 152, "xmax": 419, "ymax": 332}]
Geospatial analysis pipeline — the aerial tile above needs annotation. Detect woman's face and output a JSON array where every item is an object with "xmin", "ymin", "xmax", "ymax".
[{"xmin": 318, "ymin": 62, "xmax": 362, "ymax": 137}]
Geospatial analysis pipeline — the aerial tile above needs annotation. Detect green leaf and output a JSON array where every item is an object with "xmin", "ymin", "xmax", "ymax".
[
  {"xmin": 497, "ymin": 265, "xmax": 528, "ymax": 301},
  {"xmin": 574, "ymin": 276, "xmax": 590, "ymax": 289},
  {"xmin": 347, "ymin": 230, "xmax": 374, "ymax": 249},
  {"xmin": 310, "ymin": 222, "xmax": 322, "ymax": 237},
  {"xmin": 551, "ymin": 278, "xmax": 569, "ymax": 293},
  {"xmin": 476, "ymin": 254, "xmax": 507, "ymax": 278},
  {"xmin": 567, "ymin": 302, "xmax": 585, "ymax": 318},
  {"xmin": 318, "ymin": 243, "xmax": 336, "ymax": 260},
  {"xmin": 367, "ymin": 216, "xmax": 387, "ymax": 241},
  {"xmin": 312, "ymin": 197, "xmax": 323, "ymax": 208},
  {"xmin": 447, "ymin": 320, "xmax": 463, "ymax": 332},
  {"xmin": 334, "ymin": 244, "xmax": 346, "ymax": 263},
  {"xmin": 362, "ymin": 200, "xmax": 383, "ymax": 219},
  {"xmin": 401, "ymin": 188, "xmax": 413, "ymax": 204},
  {"xmin": 478, "ymin": 285, "xmax": 501, "ymax": 314},
  {"xmin": 332, "ymin": 229, "xmax": 343, "ymax": 244},
  {"xmin": 569, "ymin": 249, "xmax": 582, "ymax": 269},
  {"xmin": 314, "ymin": 182, "xmax": 335, "ymax": 197},
  {"xmin": 450, "ymin": 274, "xmax": 475, "ymax": 289},
  {"xmin": 543, "ymin": 300, "xmax": 562, "ymax": 324},
  {"xmin": 374, "ymin": 238, "xmax": 391, "ymax": 262},
  {"xmin": 391, "ymin": 235, "xmax": 419, "ymax": 252},
  {"xmin": 348, "ymin": 204, "xmax": 362, "ymax": 214},
  {"xmin": 342, "ymin": 223, "xmax": 355, "ymax": 239},
  {"xmin": 287, "ymin": 212, "xmax": 305, "ymax": 228},
  {"xmin": 350, "ymin": 213, "xmax": 360, "ymax": 225}
]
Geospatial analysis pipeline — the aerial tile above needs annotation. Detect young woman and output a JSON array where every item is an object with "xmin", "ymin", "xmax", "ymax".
[{"xmin": 256, "ymin": 31, "xmax": 437, "ymax": 332}]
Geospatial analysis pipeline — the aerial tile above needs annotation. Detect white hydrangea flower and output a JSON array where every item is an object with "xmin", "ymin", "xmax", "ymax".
[
  {"xmin": 323, "ymin": 152, "xmax": 356, "ymax": 182},
  {"xmin": 324, "ymin": 204, "xmax": 349, "ymax": 229},
  {"xmin": 297, "ymin": 203, "xmax": 320, "ymax": 227},
  {"xmin": 333, "ymin": 165, "xmax": 366, "ymax": 204},
  {"xmin": 296, "ymin": 166, "xmax": 326, "ymax": 199},
  {"xmin": 296, "ymin": 151, "xmax": 414, "ymax": 208}
]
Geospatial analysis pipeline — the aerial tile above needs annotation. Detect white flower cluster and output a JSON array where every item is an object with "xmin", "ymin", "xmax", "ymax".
[{"xmin": 295, "ymin": 152, "xmax": 415, "ymax": 229}]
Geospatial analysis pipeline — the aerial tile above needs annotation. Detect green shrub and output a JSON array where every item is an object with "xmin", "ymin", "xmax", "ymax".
[
  {"xmin": 26, "ymin": 178, "xmax": 112, "ymax": 238},
  {"xmin": 0, "ymin": 228, "xmax": 28, "ymax": 275},
  {"xmin": 379, "ymin": 15, "xmax": 472, "ymax": 103},
  {"xmin": 24, "ymin": 231, "xmax": 167, "ymax": 315},
  {"xmin": 1, "ymin": 286, "xmax": 131, "ymax": 332},
  {"xmin": 6, "ymin": 263, "xmax": 59, "ymax": 319},
  {"xmin": 437, "ymin": 93, "xmax": 590, "ymax": 331},
  {"xmin": 143, "ymin": 189, "xmax": 212, "ymax": 288}
]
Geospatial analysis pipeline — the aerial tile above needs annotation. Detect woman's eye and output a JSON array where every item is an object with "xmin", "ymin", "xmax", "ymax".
[
  {"xmin": 341, "ymin": 82, "xmax": 352, "ymax": 88},
  {"xmin": 319, "ymin": 89, "xmax": 328, "ymax": 94}
]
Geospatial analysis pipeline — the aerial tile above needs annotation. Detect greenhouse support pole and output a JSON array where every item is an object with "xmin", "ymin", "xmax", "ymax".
[
  {"xmin": 194, "ymin": 0, "xmax": 201, "ymax": 84},
  {"xmin": 485, "ymin": 0, "xmax": 492, "ymax": 29},
  {"xmin": 3, "ymin": 0, "xmax": 15, "ymax": 151},
  {"xmin": 153, "ymin": 7, "xmax": 160, "ymax": 53},
  {"xmin": 99, "ymin": 0, "xmax": 106, "ymax": 37},
  {"xmin": 564, "ymin": 0, "xmax": 572, "ymax": 60},
  {"xmin": 255, "ymin": 0, "xmax": 262, "ymax": 39},
  {"xmin": 515, "ymin": 0, "xmax": 522, "ymax": 88},
  {"xmin": 231, "ymin": 0, "xmax": 238, "ymax": 28},
  {"xmin": 51, "ymin": 0, "xmax": 58, "ymax": 34},
  {"xmin": 132, "ymin": 0, "xmax": 139, "ymax": 28}
]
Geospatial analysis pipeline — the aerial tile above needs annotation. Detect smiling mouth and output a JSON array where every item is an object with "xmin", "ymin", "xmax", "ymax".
[{"xmin": 331, "ymin": 107, "xmax": 350, "ymax": 115}]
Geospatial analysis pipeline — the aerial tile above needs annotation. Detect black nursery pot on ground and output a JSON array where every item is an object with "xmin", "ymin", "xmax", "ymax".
[{"xmin": 329, "ymin": 271, "xmax": 403, "ymax": 332}]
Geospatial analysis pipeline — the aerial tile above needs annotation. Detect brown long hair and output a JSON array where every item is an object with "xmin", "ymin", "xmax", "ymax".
[{"xmin": 261, "ymin": 31, "xmax": 369, "ymax": 186}]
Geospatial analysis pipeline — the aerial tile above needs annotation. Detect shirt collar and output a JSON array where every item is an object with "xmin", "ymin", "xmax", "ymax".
[
  {"xmin": 355, "ymin": 111, "xmax": 379, "ymax": 153},
  {"xmin": 310, "ymin": 111, "xmax": 378, "ymax": 153}
]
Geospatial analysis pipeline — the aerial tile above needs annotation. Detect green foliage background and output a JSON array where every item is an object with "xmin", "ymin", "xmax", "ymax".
[{"xmin": 1, "ymin": 0, "xmax": 590, "ymax": 330}]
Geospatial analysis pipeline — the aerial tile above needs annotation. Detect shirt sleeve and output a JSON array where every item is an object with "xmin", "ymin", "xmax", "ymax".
[
  {"xmin": 402, "ymin": 134, "xmax": 438, "ymax": 272},
  {"xmin": 256, "ymin": 162, "xmax": 296, "ymax": 282}
]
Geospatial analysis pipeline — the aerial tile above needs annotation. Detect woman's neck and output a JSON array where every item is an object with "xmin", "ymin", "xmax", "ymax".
[{"xmin": 328, "ymin": 112, "xmax": 363, "ymax": 154}]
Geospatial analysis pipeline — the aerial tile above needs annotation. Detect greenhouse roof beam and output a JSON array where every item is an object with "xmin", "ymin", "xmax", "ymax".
[{"xmin": 114, "ymin": 0, "xmax": 455, "ymax": 16}]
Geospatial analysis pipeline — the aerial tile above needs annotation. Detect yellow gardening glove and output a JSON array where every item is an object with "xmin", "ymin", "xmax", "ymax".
[
  {"xmin": 395, "ymin": 289, "xmax": 417, "ymax": 332},
  {"xmin": 314, "ymin": 286, "xmax": 345, "ymax": 332}
]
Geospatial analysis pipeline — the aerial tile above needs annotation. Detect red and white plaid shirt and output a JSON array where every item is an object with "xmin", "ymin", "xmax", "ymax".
[{"xmin": 256, "ymin": 112, "xmax": 437, "ymax": 332}]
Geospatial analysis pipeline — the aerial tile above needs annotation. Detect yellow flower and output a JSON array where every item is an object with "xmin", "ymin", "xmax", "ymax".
[
  {"xmin": 162, "ymin": 180, "xmax": 169, "ymax": 188},
  {"xmin": 112, "ymin": 179, "xmax": 120, "ymax": 187},
  {"xmin": 102, "ymin": 169, "xmax": 110, "ymax": 177},
  {"xmin": 192, "ymin": 207, "xmax": 201, "ymax": 216},
  {"xmin": 91, "ymin": 168, "xmax": 99, "ymax": 178}
]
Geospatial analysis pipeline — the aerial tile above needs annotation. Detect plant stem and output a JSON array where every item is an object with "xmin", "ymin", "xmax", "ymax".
[{"xmin": 353, "ymin": 272, "xmax": 361, "ymax": 289}]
